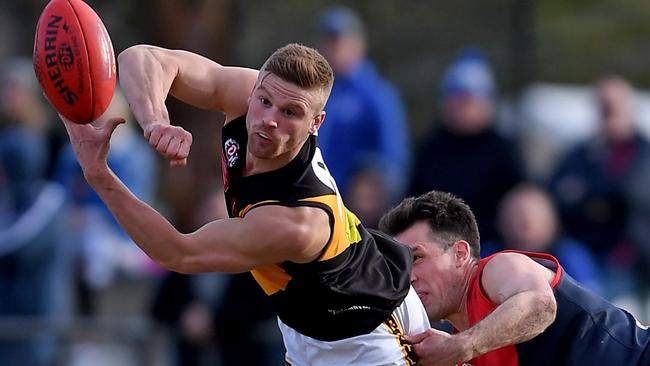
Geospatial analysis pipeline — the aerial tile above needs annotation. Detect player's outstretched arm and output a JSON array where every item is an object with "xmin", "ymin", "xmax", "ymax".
[
  {"xmin": 62, "ymin": 112, "xmax": 329, "ymax": 273},
  {"xmin": 117, "ymin": 45, "xmax": 259, "ymax": 166}
]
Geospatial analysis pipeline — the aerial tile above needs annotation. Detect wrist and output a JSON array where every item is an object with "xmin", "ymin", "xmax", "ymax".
[
  {"xmin": 454, "ymin": 331, "xmax": 480, "ymax": 362},
  {"xmin": 83, "ymin": 163, "xmax": 113, "ymax": 188}
]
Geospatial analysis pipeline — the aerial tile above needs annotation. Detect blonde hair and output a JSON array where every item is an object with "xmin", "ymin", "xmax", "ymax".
[{"xmin": 261, "ymin": 43, "xmax": 334, "ymax": 110}]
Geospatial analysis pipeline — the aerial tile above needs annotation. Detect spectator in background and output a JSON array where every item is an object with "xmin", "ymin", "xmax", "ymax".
[
  {"xmin": 0, "ymin": 57, "xmax": 65, "ymax": 178},
  {"xmin": 487, "ymin": 183, "xmax": 604, "ymax": 295},
  {"xmin": 0, "ymin": 58, "xmax": 71, "ymax": 366},
  {"xmin": 409, "ymin": 48, "xmax": 524, "ymax": 242},
  {"xmin": 316, "ymin": 6, "xmax": 411, "ymax": 228},
  {"xmin": 54, "ymin": 88, "xmax": 159, "ymax": 313},
  {"xmin": 548, "ymin": 76, "xmax": 650, "ymax": 305}
]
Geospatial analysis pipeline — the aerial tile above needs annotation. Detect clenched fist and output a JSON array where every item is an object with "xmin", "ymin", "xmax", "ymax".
[{"xmin": 144, "ymin": 122, "xmax": 193, "ymax": 167}]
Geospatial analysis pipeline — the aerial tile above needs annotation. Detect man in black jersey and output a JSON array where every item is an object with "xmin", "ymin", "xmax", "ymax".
[{"xmin": 58, "ymin": 43, "xmax": 430, "ymax": 365}]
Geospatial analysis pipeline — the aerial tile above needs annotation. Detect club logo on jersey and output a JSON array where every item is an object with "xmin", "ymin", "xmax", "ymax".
[{"xmin": 224, "ymin": 138, "xmax": 240, "ymax": 168}]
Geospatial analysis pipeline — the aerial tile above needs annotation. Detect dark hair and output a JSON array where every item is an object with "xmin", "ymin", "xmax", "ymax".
[
  {"xmin": 379, "ymin": 191, "xmax": 481, "ymax": 260},
  {"xmin": 261, "ymin": 43, "xmax": 334, "ymax": 109}
]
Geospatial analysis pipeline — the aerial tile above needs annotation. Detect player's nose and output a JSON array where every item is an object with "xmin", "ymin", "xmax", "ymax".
[{"xmin": 263, "ymin": 117, "xmax": 278, "ymax": 128}]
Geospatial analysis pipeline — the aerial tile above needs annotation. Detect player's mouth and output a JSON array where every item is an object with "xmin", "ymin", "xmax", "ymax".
[
  {"xmin": 416, "ymin": 291, "xmax": 427, "ymax": 303},
  {"xmin": 256, "ymin": 131, "xmax": 272, "ymax": 141}
]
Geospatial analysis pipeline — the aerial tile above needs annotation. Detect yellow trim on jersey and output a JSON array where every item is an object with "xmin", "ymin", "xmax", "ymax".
[
  {"xmin": 238, "ymin": 200, "xmax": 281, "ymax": 217},
  {"xmin": 383, "ymin": 314, "xmax": 417, "ymax": 366},
  {"xmin": 300, "ymin": 195, "xmax": 362, "ymax": 261},
  {"xmin": 251, "ymin": 264, "xmax": 292, "ymax": 295},
  {"xmin": 246, "ymin": 194, "xmax": 362, "ymax": 294}
]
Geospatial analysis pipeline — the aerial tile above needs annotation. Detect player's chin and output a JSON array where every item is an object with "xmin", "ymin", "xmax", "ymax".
[
  {"xmin": 249, "ymin": 145, "xmax": 278, "ymax": 159},
  {"xmin": 417, "ymin": 291, "xmax": 429, "ymax": 306}
]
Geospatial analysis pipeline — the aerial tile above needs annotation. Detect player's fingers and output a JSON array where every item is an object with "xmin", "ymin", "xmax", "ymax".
[
  {"xmin": 148, "ymin": 127, "xmax": 163, "ymax": 147},
  {"xmin": 177, "ymin": 139, "xmax": 191, "ymax": 160},
  {"xmin": 143, "ymin": 124, "xmax": 154, "ymax": 140},
  {"xmin": 58, "ymin": 113, "xmax": 78, "ymax": 131},
  {"xmin": 411, "ymin": 342, "xmax": 431, "ymax": 363},
  {"xmin": 405, "ymin": 329, "xmax": 433, "ymax": 344},
  {"xmin": 59, "ymin": 113, "xmax": 86, "ymax": 138},
  {"xmin": 103, "ymin": 117, "xmax": 126, "ymax": 137},
  {"xmin": 155, "ymin": 133, "xmax": 173, "ymax": 154},
  {"xmin": 166, "ymin": 138, "xmax": 182, "ymax": 158},
  {"xmin": 169, "ymin": 157, "xmax": 187, "ymax": 167}
]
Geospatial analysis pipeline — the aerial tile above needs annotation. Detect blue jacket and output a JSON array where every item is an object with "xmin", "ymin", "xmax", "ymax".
[{"xmin": 317, "ymin": 60, "xmax": 410, "ymax": 203}]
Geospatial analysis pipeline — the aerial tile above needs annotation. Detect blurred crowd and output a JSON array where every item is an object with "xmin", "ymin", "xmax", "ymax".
[{"xmin": 2, "ymin": 5, "xmax": 650, "ymax": 366}]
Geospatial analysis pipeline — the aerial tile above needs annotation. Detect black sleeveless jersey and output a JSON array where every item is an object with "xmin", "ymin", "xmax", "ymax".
[{"xmin": 221, "ymin": 115, "xmax": 412, "ymax": 341}]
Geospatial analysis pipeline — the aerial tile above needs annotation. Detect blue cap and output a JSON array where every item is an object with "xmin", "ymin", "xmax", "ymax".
[
  {"xmin": 439, "ymin": 48, "xmax": 496, "ymax": 100},
  {"xmin": 318, "ymin": 7, "xmax": 364, "ymax": 37}
]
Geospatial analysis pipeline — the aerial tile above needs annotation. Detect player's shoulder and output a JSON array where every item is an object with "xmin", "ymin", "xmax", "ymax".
[
  {"xmin": 482, "ymin": 252, "xmax": 543, "ymax": 284},
  {"xmin": 224, "ymin": 113, "xmax": 247, "ymax": 126},
  {"xmin": 484, "ymin": 251, "xmax": 533, "ymax": 270}
]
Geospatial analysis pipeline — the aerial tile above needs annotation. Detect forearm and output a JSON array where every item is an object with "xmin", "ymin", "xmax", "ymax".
[
  {"xmin": 85, "ymin": 166, "xmax": 188, "ymax": 270},
  {"xmin": 83, "ymin": 166, "xmax": 321, "ymax": 273},
  {"xmin": 459, "ymin": 291, "xmax": 556, "ymax": 360},
  {"xmin": 118, "ymin": 45, "xmax": 176, "ymax": 130}
]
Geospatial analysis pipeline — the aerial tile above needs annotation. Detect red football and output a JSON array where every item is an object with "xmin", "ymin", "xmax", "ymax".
[{"xmin": 33, "ymin": 0, "xmax": 116, "ymax": 124}]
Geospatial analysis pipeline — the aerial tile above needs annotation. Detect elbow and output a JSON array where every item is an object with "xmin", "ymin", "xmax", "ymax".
[
  {"xmin": 533, "ymin": 292, "xmax": 557, "ymax": 337},
  {"xmin": 157, "ymin": 256, "xmax": 197, "ymax": 275},
  {"xmin": 149, "ymin": 236, "xmax": 198, "ymax": 274},
  {"xmin": 118, "ymin": 44, "xmax": 151, "ymax": 65},
  {"xmin": 544, "ymin": 293, "xmax": 558, "ymax": 325}
]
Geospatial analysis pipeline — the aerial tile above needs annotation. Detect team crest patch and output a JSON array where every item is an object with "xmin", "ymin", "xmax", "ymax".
[{"xmin": 224, "ymin": 138, "xmax": 240, "ymax": 168}]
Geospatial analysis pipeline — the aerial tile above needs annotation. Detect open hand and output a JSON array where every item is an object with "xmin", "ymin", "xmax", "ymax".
[
  {"xmin": 144, "ymin": 122, "xmax": 192, "ymax": 167},
  {"xmin": 60, "ymin": 115, "xmax": 125, "ymax": 182}
]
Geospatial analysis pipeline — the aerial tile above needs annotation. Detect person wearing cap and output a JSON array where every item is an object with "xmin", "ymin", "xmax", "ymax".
[
  {"xmin": 408, "ymin": 48, "xmax": 524, "ymax": 243},
  {"xmin": 316, "ymin": 6, "xmax": 411, "ymax": 228}
]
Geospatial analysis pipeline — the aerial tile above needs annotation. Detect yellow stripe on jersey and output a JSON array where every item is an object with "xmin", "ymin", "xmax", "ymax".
[
  {"xmin": 300, "ymin": 195, "xmax": 362, "ymax": 261},
  {"xmin": 384, "ymin": 314, "xmax": 417, "ymax": 366},
  {"xmin": 247, "ymin": 195, "xmax": 362, "ymax": 294},
  {"xmin": 251, "ymin": 263, "xmax": 292, "ymax": 295},
  {"xmin": 238, "ymin": 200, "xmax": 281, "ymax": 217}
]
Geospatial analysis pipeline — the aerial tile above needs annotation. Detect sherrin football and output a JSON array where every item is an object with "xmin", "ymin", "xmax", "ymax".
[{"xmin": 33, "ymin": 0, "xmax": 116, "ymax": 124}]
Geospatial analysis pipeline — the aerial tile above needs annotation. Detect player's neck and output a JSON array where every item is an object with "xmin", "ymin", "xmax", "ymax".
[
  {"xmin": 448, "ymin": 262, "xmax": 479, "ymax": 331},
  {"xmin": 243, "ymin": 147, "xmax": 300, "ymax": 176}
]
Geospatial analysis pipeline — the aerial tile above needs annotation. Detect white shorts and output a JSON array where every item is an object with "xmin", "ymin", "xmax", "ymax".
[{"xmin": 279, "ymin": 286, "xmax": 430, "ymax": 366}]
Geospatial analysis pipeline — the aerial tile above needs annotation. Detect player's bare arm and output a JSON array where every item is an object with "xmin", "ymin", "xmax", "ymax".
[
  {"xmin": 61, "ymin": 116, "xmax": 330, "ymax": 273},
  {"xmin": 118, "ymin": 45, "xmax": 259, "ymax": 166},
  {"xmin": 460, "ymin": 252, "xmax": 557, "ymax": 360}
]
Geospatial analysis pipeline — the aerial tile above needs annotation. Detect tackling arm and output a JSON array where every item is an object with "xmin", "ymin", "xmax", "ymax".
[{"xmin": 456, "ymin": 252, "xmax": 558, "ymax": 360}]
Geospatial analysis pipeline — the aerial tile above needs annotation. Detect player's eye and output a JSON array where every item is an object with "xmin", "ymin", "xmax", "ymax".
[
  {"xmin": 413, "ymin": 255, "xmax": 422, "ymax": 263},
  {"xmin": 260, "ymin": 97, "xmax": 270, "ymax": 106}
]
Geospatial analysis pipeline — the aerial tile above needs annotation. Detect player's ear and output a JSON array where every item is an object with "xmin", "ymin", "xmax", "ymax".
[
  {"xmin": 452, "ymin": 240, "xmax": 471, "ymax": 267},
  {"xmin": 309, "ymin": 111, "xmax": 326, "ymax": 134}
]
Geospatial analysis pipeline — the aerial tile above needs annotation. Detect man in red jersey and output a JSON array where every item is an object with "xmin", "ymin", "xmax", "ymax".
[{"xmin": 380, "ymin": 190, "xmax": 650, "ymax": 366}]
